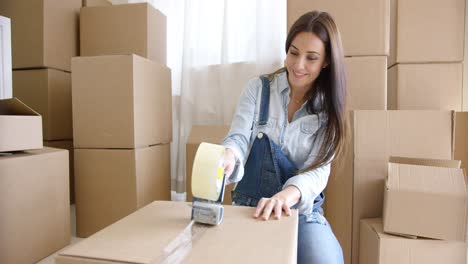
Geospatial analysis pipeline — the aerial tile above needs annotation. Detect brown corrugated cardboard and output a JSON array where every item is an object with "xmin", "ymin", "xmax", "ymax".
[
  {"xmin": 389, "ymin": 156, "xmax": 461, "ymax": 168},
  {"xmin": 0, "ymin": 98, "xmax": 43, "ymax": 152},
  {"xmin": 44, "ymin": 140, "xmax": 75, "ymax": 204},
  {"xmin": 72, "ymin": 55, "xmax": 172, "ymax": 149},
  {"xmin": 389, "ymin": 0, "xmax": 465, "ymax": 66},
  {"xmin": 388, "ymin": 63, "xmax": 463, "ymax": 110},
  {"xmin": 13, "ymin": 69, "xmax": 73, "ymax": 140},
  {"xmin": 360, "ymin": 218, "xmax": 467, "ymax": 264},
  {"xmin": 186, "ymin": 125, "xmax": 233, "ymax": 204},
  {"xmin": 82, "ymin": 0, "xmax": 112, "ymax": 7},
  {"xmin": 75, "ymin": 144, "xmax": 171, "ymax": 238},
  {"xmin": 0, "ymin": 147, "xmax": 70, "ymax": 264},
  {"xmin": 455, "ymin": 112, "xmax": 468, "ymax": 170},
  {"xmin": 0, "ymin": 0, "xmax": 80, "ymax": 71},
  {"xmin": 56, "ymin": 201, "xmax": 298, "ymax": 264},
  {"xmin": 80, "ymin": 3, "xmax": 166, "ymax": 65},
  {"xmin": 345, "ymin": 56, "xmax": 387, "ymax": 110},
  {"xmin": 287, "ymin": 0, "xmax": 389, "ymax": 56},
  {"xmin": 326, "ymin": 110, "xmax": 453, "ymax": 264},
  {"xmin": 383, "ymin": 161, "xmax": 467, "ymax": 241}
]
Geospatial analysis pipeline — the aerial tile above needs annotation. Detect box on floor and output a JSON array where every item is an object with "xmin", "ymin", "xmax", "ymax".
[
  {"xmin": 0, "ymin": 0, "xmax": 80, "ymax": 71},
  {"xmin": 360, "ymin": 218, "xmax": 467, "ymax": 264},
  {"xmin": 56, "ymin": 201, "xmax": 298, "ymax": 264},
  {"xmin": 44, "ymin": 140, "xmax": 75, "ymax": 204},
  {"xmin": 389, "ymin": 0, "xmax": 464, "ymax": 65},
  {"xmin": 186, "ymin": 125, "xmax": 233, "ymax": 204},
  {"xmin": 388, "ymin": 63, "xmax": 462, "ymax": 111},
  {"xmin": 0, "ymin": 98, "xmax": 42, "ymax": 152},
  {"xmin": 325, "ymin": 110, "xmax": 454, "ymax": 264},
  {"xmin": 0, "ymin": 147, "xmax": 70, "ymax": 264},
  {"xmin": 287, "ymin": 0, "xmax": 389, "ymax": 56},
  {"xmin": 75, "ymin": 144, "xmax": 171, "ymax": 237},
  {"xmin": 13, "ymin": 68, "xmax": 73, "ymax": 140},
  {"xmin": 80, "ymin": 3, "xmax": 166, "ymax": 65},
  {"xmin": 72, "ymin": 54, "xmax": 172, "ymax": 149}
]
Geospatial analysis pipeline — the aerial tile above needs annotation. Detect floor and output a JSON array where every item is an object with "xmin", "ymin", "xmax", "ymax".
[{"xmin": 36, "ymin": 205, "xmax": 83, "ymax": 264}]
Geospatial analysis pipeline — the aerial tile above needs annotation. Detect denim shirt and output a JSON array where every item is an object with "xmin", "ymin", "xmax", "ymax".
[{"xmin": 223, "ymin": 71, "xmax": 330, "ymax": 215}]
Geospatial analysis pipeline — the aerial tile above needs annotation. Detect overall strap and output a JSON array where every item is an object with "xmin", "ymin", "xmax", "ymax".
[{"xmin": 258, "ymin": 76, "xmax": 270, "ymax": 126}]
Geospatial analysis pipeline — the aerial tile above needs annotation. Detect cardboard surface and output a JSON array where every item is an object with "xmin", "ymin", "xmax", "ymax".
[
  {"xmin": 389, "ymin": 0, "xmax": 465, "ymax": 65},
  {"xmin": 360, "ymin": 218, "xmax": 467, "ymax": 264},
  {"xmin": 0, "ymin": 147, "xmax": 70, "ymax": 264},
  {"xmin": 186, "ymin": 125, "xmax": 233, "ymax": 204},
  {"xmin": 80, "ymin": 3, "xmax": 166, "ymax": 65},
  {"xmin": 57, "ymin": 201, "xmax": 298, "ymax": 264},
  {"xmin": 345, "ymin": 56, "xmax": 387, "ymax": 110},
  {"xmin": 0, "ymin": 0, "xmax": 80, "ymax": 71},
  {"xmin": 455, "ymin": 112, "xmax": 468, "ymax": 170},
  {"xmin": 388, "ymin": 63, "xmax": 463, "ymax": 110},
  {"xmin": 44, "ymin": 140, "xmax": 75, "ymax": 204},
  {"xmin": 326, "ymin": 110, "xmax": 453, "ymax": 264},
  {"xmin": 384, "ymin": 161, "xmax": 467, "ymax": 241},
  {"xmin": 0, "ymin": 98, "xmax": 43, "ymax": 152},
  {"xmin": 13, "ymin": 69, "xmax": 73, "ymax": 140},
  {"xmin": 72, "ymin": 55, "xmax": 172, "ymax": 149},
  {"xmin": 75, "ymin": 144, "xmax": 171, "ymax": 238},
  {"xmin": 287, "ymin": 0, "xmax": 389, "ymax": 56},
  {"xmin": 82, "ymin": 0, "xmax": 111, "ymax": 7}
]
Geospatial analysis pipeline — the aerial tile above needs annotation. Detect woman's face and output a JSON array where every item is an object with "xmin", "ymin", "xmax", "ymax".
[{"xmin": 285, "ymin": 32, "xmax": 328, "ymax": 91}]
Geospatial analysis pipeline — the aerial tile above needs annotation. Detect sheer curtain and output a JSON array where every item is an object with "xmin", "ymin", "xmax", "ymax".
[{"xmin": 113, "ymin": 0, "xmax": 287, "ymax": 197}]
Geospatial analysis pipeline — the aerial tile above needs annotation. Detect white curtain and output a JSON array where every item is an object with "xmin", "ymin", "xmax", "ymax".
[{"xmin": 113, "ymin": 0, "xmax": 287, "ymax": 196}]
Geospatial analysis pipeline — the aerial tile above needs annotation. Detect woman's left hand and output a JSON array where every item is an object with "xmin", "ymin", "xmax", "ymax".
[{"xmin": 253, "ymin": 195, "xmax": 292, "ymax": 221}]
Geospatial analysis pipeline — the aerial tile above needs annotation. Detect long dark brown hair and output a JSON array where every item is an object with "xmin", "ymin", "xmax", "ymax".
[{"xmin": 268, "ymin": 11, "xmax": 348, "ymax": 172}]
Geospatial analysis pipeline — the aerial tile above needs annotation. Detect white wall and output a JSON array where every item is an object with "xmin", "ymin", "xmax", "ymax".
[{"xmin": 0, "ymin": 16, "xmax": 12, "ymax": 99}]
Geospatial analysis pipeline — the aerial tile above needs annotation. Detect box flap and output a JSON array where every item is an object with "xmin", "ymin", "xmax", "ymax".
[
  {"xmin": 0, "ymin": 98, "xmax": 40, "ymax": 116},
  {"xmin": 387, "ymin": 162, "xmax": 466, "ymax": 194},
  {"xmin": 187, "ymin": 125, "xmax": 230, "ymax": 144},
  {"xmin": 389, "ymin": 156, "xmax": 461, "ymax": 168}
]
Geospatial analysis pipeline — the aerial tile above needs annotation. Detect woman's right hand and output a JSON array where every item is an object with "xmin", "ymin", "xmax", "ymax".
[{"xmin": 223, "ymin": 148, "xmax": 237, "ymax": 179}]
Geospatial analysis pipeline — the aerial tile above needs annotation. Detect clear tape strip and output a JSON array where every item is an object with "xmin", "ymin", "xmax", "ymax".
[{"xmin": 149, "ymin": 220, "xmax": 209, "ymax": 264}]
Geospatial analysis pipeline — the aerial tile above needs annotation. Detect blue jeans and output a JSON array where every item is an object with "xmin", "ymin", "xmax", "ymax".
[{"xmin": 298, "ymin": 211, "xmax": 344, "ymax": 264}]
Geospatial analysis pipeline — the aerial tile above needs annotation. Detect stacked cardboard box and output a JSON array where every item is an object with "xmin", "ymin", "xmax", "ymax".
[
  {"xmin": 387, "ymin": 0, "xmax": 465, "ymax": 110},
  {"xmin": 73, "ymin": 3, "xmax": 172, "ymax": 238},
  {"xmin": 56, "ymin": 201, "xmax": 298, "ymax": 264},
  {"xmin": 0, "ymin": 98, "xmax": 70, "ymax": 264},
  {"xmin": 0, "ymin": 0, "xmax": 81, "ymax": 203},
  {"xmin": 359, "ymin": 157, "xmax": 467, "ymax": 263}
]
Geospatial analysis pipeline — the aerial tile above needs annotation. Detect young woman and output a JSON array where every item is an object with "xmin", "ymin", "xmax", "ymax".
[{"xmin": 222, "ymin": 11, "xmax": 347, "ymax": 263}]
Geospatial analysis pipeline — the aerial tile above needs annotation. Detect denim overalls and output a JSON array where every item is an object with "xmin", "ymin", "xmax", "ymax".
[{"xmin": 230, "ymin": 76, "xmax": 343, "ymax": 264}]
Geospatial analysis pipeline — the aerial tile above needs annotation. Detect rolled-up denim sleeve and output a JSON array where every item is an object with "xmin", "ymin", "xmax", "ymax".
[{"xmin": 223, "ymin": 78, "xmax": 260, "ymax": 184}]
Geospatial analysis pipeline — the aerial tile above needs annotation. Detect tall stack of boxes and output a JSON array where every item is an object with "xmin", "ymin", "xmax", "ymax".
[
  {"xmin": 73, "ymin": 3, "xmax": 172, "ymax": 237},
  {"xmin": 0, "ymin": 98, "xmax": 70, "ymax": 264},
  {"xmin": 288, "ymin": 1, "xmax": 467, "ymax": 264},
  {"xmin": 0, "ymin": 0, "xmax": 81, "ymax": 204}
]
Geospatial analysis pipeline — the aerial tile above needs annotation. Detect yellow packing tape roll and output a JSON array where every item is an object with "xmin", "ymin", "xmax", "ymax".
[{"xmin": 191, "ymin": 142, "xmax": 225, "ymax": 201}]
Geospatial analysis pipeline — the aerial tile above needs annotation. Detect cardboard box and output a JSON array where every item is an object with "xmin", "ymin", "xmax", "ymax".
[
  {"xmin": 56, "ymin": 201, "xmax": 298, "ymax": 264},
  {"xmin": 0, "ymin": 98, "xmax": 43, "ymax": 152},
  {"xmin": 383, "ymin": 159, "xmax": 467, "ymax": 241},
  {"xmin": 186, "ymin": 125, "xmax": 233, "ymax": 204},
  {"xmin": 0, "ymin": 0, "xmax": 80, "ymax": 71},
  {"xmin": 80, "ymin": 3, "xmax": 166, "ymax": 65},
  {"xmin": 13, "ymin": 69, "xmax": 73, "ymax": 140},
  {"xmin": 82, "ymin": 0, "xmax": 112, "ymax": 7},
  {"xmin": 44, "ymin": 140, "xmax": 75, "ymax": 204},
  {"xmin": 388, "ymin": 63, "xmax": 463, "ymax": 110},
  {"xmin": 75, "ymin": 144, "xmax": 171, "ymax": 237},
  {"xmin": 360, "ymin": 219, "xmax": 467, "ymax": 264},
  {"xmin": 287, "ymin": 0, "xmax": 389, "ymax": 56},
  {"xmin": 389, "ymin": 0, "xmax": 465, "ymax": 66},
  {"xmin": 326, "ymin": 110, "xmax": 454, "ymax": 264},
  {"xmin": 72, "ymin": 55, "xmax": 172, "ymax": 149},
  {"xmin": 345, "ymin": 56, "xmax": 387, "ymax": 110},
  {"xmin": 0, "ymin": 147, "xmax": 70, "ymax": 264},
  {"xmin": 455, "ymin": 112, "xmax": 468, "ymax": 170}
]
